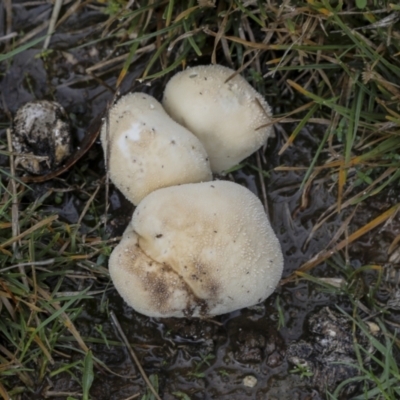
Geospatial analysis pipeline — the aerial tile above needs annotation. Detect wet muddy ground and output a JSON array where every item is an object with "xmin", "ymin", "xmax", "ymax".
[{"xmin": 1, "ymin": 3, "xmax": 400, "ymax": 400}]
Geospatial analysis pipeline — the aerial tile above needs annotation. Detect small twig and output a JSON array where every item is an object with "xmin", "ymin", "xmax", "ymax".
[
  {"xmin": 44, "ymin": 392, "xmax": 82, "ymax": 398},
  {"xmin": 211, "ymin": 4, "xmax": 231, "ymax": 65},
  {"xmin": 0, "ymin": 378, "xmax": 12, "ymax": 400},
  {"xmin": 77, "ymin": 184, "xmax": 101, "ymax": 226},
  {"xmin": 6, "ymin": 132, "xmax": 19, "ymax": 247},
  {"xmin": 0, "ymin": 297, "xmax": 16, "ymax": 322},
  {"xmin": 43, "ymin": 0, "xmax": 63, "ymax": 49},
  {"xmin": 281, "ymin": 203, "xmax": 400, "ymax": 286},
  {"xmin": 1, "ymin": 258, "xmax": 55, "ymax": 273},
  {"xmin": 14, "ymin": 20, "xmax": 49, "ymax": 47},
  {"xmin": 270, "ymin": 34, "xmax": 303, "ymax": 78},
  {"xmin": 56, "ymin": 0, "xmax": 84, "ymax": 28},
  {"xmin": 110, "ymin": 311, "xmax": 162, "ymax": 400},
  {"xmin": 86, "ymin": 44, "xmax": 156, "ymax": 74},
  {"xmin": 0, "ymin": 215, "xmax": 58, "ymax": 250},
  {"xmin": 4, "ymin": 0, "xmax": 12, "ymax": 40},
  {"xmin": 0, "ymin": 345, "xmax": 34, "ymax": 386},
  {"xmin": 0, "ymin": 32, "xmax": 17, "ymax": 42},
  {"xmin": 168, "ymin": 28, "xmax": 204, "ymax": 54},
  {"xmin": 122, "ymin": 394, "xmax": 140, "ymax": 400},
  {"xmin": 6, "ymin": 129, "xmax": 29, "ymax": 288}
]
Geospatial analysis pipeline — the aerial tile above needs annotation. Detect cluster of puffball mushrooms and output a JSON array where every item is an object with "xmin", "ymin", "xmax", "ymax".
[{"xmin": 101, "ymin": 64, "xmax": 284, "ymax": 318}]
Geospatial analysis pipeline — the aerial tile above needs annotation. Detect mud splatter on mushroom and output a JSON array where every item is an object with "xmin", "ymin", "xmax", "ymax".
[{"xmin": 109, "ymin": 181, "xmax": 283, "ymax": 318}]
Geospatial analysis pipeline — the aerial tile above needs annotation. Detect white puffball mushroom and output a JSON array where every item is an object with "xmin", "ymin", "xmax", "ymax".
[
  {"xmin": 162, "ymin": 64, "xmax": 273, "ymax": 173},
  {"xmin": 109, "ymin": 181, "xmax": 283, "ymax": 318},
  {"xmin": 101, "ymin": 92, "xmax": 212, "ymax": 205}
]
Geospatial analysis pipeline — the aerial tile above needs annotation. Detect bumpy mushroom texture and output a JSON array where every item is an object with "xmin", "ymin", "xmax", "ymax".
[
  {"xmin": 162, "ymin": 64, "xmax": 273, "ymax": 173},
  {"xmin": 101, "ymin": 92, "xmax": 212, "ymax": 205},
  {"xmin": 109, "ymin": 181, "xmax": 283, "ymax": 318},
  {"xmin": 12, "ymin": 100, "xmax": 72, "ymax": 175}
]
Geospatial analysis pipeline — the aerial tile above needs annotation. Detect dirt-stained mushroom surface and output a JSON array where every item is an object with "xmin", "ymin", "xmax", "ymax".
[
  {"xmin": 101, "ymin": 92, "xmax": 212, "ymax": 205},
  {"xmin": 163, "ymin": 64, "xmax": 273, "ymax": 173},
  {"xmin": 109, "ymin": 181, "xmax": 284, "ymax": 318},
  {"xmin": 12, "ymin": 100, "xmax": 72, "ymax": 175}
]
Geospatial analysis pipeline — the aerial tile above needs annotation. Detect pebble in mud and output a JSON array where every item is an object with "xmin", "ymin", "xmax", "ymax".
[
  {"xmin": 12, "ymin": 100, "xmax": 72, "ymax": 175},
  {"xmin": 287, "ymin": 307, "xmax": 371, "ymax": 397},
  {"xmin": 243, "ymin": 375, "xmax": 257, "ymax": 388}
]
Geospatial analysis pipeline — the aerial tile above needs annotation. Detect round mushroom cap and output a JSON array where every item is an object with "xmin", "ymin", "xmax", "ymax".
[
  {"xmin": 109, "ymin": 181, "xmax": 283, "ymax": 318},
  {"xmin": 101, "ymin": 92, "xmax": 212, "ymax": 205},
  {"xmin": 162, "ymin": 64, "xmax": 273, "ymax": 173}
]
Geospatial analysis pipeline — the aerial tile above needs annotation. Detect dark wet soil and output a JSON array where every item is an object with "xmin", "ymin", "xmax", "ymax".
[
  {"xmin": 287, "ymin": 307, "xmax": 371, "ymax": 398},
  {"xmin": 1, "ymin": 3, "xmax": 400, "ymax": 400}
]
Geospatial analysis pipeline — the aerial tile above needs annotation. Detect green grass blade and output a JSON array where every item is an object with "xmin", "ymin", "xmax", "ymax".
[
  {"xmin": 82, "ymin": 350, "xmax": 94, "ymax": 400},
  {"xmin": 0, "ymin": 36, "xmax": 47, "ymax": 62}
]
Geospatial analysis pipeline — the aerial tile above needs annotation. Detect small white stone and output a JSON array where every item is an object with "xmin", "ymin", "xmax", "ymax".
[
  {"xmin": 366, "ymin": 321, "xmax": 380, "ymax": 335},
  {"xmin": 243, "ymin": 375, "xmax": 257, "ymax": 388}
]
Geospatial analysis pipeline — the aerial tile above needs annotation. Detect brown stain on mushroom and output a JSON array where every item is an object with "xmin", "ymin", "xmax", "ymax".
[
  {"xmin": 142, "ymin": 260, "xmax": 219, "ymax": 317},
  {"xmin": 150, "ymin": 254, "xmax": 222, "ymax": 316},
  {"xmin": 111, "ymin": 232, "xmax": 222, "ymax": 317},
  {"xmin": 110, "ymin": 181, "xmax": 283, "ymax": 318}
]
